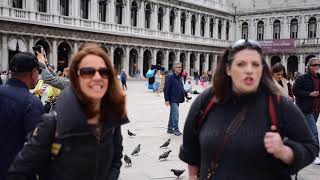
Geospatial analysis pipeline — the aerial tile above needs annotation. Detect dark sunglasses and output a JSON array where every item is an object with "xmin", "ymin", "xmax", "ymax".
[
  {"xmin": 231, "ymin": 39, "xmax": 262, "ymax": 49},
  {"xmin": 310, "ymin": 64, "xmax": 320, "ymax": 67},
  {"xmin": 78, "ymin": 67, "xmax": 110, "ymax": 79}
]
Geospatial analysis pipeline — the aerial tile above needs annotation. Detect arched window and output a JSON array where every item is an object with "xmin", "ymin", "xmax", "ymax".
[
  {"xmin": 200, "ymin": 16, "xmax": 205, "ymax": 37},
  {"xmin": 218, "ymin": 20, "xmax": 222, "ymax": 39},
  {"xmin": 12, "ymin": 0, "xmax": 23, "ymax": 8},
  {"xmin": 226, "ymin": 21, "xmax": 229, "ymax": 40},
  {"xmin": 181, "ymin": 12, "xmax": 186, "ymax": 34},
  {"xmin": 99, "ymin": 0, "xmax": 107, "ymax": 22},
  {"xmin": 257, "ymin": 21, "xmax": 264, "ymax": 40},
  {"xmin": 242, "ymin": 22, "xmax": 248, "ymax": 39},
  {"xmin": 169, "ymin": 9, "xmax": 175, "ymax": 32},
  {"xmin": 80, "ymin": 0, "xmax": 89, "ymax": 19},
  {"xmin": 145, "ymin": 4, "xmax": 151, "ymax": 29},
  {"xmin": 308, "ymin": 17, "xmax": 317, "ymax": 38},
  {"xmin": 290, "ymin": 18, "xmax": 298, "ymax": 39},
  {"xmin": 191, "ymin": 15, "xmax": 196, "ymax": 36},
  {"xmin": 273, "ymin": 19, "xmax": 281, "ymax": 39},
  {"xmin": 115, "ymin": 0, "xmax": 123, "ymax": 24},
  {"xmin": 131, "ymin": 1, "xmax": 138, "ymax": 26},
  {"xmin": 158, "ymin": 7, "xmax": 164, "ymax": 30},
  {"xmin": 60, "ymin": 0, "xmax": 69, "ymax": 16},
  {"xmin": 209, "ymin": 18, "xmax": 214, "ymax": 38},
  {"xmin": 37, "ymin": 0, "xmax": 47, "ymax": 12}
]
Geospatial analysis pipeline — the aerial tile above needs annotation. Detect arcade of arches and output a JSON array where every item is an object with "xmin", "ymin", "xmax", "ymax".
[{"xmin": 1, "ymin": 34, "xmax": 320, "ymax": 78}]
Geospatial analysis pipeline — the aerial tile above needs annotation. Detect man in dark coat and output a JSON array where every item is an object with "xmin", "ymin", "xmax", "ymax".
[
  {"xmin": 0, "ymin": 52, "xmax": 44, "ymax": 179},
  {"xmin": 164, "ymin": 62, "xmax": 185, "ymax": 136},
  {"xmin": 293, "ymin": 57, "xmax": 320, "ymax": 165}
]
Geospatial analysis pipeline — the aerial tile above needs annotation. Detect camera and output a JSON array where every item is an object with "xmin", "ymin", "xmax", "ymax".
[{"xmin": 32, "ymin": 45, "xmax": 43, "ymax": 55}]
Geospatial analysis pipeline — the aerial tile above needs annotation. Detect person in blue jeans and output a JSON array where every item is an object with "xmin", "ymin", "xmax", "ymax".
[
  {"xmin": 293, "ymin": 57, "xmax": 320, "ymax": 165},
  {"xmin": 164, "ymin": 62, "xmax": 185, "ymax": 136}
]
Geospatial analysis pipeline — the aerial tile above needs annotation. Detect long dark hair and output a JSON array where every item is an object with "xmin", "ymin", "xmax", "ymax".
[
  {"xmin": 271, "ymin": 62, "xmax": 288, "ymax": 79},
  {"xmin": 69, "ymin": 43, "xmax": 126, "ymax": 121},
  {"xmin": 212, "ymin": 40, "xmax": 279, "ymax": 102}
]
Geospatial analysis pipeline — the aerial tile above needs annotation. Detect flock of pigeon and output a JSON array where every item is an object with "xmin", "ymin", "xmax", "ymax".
[{"xmin": 124, "ymin": 129, "xmax": 186, "ymax": 179}]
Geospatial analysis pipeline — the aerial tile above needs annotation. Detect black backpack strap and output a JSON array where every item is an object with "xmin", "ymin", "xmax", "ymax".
[{"xmin": 194, "ymin": 94, "xmax": 217, "ymax": 133}]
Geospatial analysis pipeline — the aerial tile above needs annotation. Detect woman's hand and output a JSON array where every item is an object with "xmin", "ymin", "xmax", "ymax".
[{"xmin": 264, "ymin": 125, "xmax": 294, "ymax": 164}]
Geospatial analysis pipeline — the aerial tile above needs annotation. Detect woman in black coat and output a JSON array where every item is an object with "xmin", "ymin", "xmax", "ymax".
[
  {"xmin": 7, "ymin": 43, "xmax": 129, "ymax": 180},
  {"xmin": 179, "ymin": 39, "xmax": 318, "ymax": 180}
]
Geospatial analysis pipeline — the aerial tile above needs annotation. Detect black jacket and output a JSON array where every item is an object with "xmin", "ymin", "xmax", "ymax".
[
  {"xmin": 7, "ymin": 86, "xmax": 129, "ymax": 180},
  {"xmin": 164, "ymin": 73, "xmax": 185, "ymax": 103},
  {"xmin": 292, "ymin": 72, "xmax": 320, "ymax": 113}
]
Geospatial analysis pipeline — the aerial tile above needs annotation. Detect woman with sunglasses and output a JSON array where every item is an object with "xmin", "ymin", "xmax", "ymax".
[
  {"xmin": 179, "ymin": 39, "xmax": 318, "ymax": 180},
  {"xmin": 7, "ymin": 43, "xmax": 129, "ymax": 180},
  {"xmin": 271, "ymin": 63, "xmax": 294, "ymax": 101}
]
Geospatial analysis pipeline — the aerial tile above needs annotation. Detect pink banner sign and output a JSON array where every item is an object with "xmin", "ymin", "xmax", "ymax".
[{"xmin": 259, "ymin": 39, "xmax": 296, "ymax": 53}]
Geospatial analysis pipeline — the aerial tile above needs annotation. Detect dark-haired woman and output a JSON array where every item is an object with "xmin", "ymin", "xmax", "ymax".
[
  {"xmin": 179, "ymin": 39, "xmax": 318, "ymax": 180},
  {"xmin": 7, "ymin": 43, "xmax": 129, "ymax": 180},
  {"xmin": 271, "ymin": 62, "xmax": 294, "ymax": 101}
]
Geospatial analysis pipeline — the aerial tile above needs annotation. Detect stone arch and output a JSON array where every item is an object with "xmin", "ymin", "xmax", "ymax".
[
  {"xmin": 287, "ymin": 55, "xmax": 298, "ymax": 79},
  {"xmin": 305, "ymin": 54, "xmax": 316, "ymax": 66},
  {"xmin": 169, "ymin": 51, "xmax": 175, "ymax": 70},
  {"xmin": 114, "ymin": 47, "xmax": 124, "ymax": 74},
  {"xmin": 34, "ymin": 38, "xmax": 51, "ymax": 63},
  {"xmin": 156, "ymin": 50, "xmax": 164, "ymax": 67},
  {"xmin": 143, "ymin": 49, "xmax": 152, "ymax": 77},
  {"xmin": 180, "ymin": 52, "xmax": 187, "ymax": 70},
  {"xmin": 190, "ymin": 53, "xmax": 196, "ymax": 75},
  {"xmin": 129, "ymin": 48, "xmax": 138, "ymax": 77},
  {"xmin": 8, "ymin": 36, "xmax": 28, "ymax": 70},
  {"xmin": 270, "ymin": 56, "xmax": 281, "ymax": 67},
  {"xmin": 57, "ymin": 41, "xmax": 72, "ymax": 72}
]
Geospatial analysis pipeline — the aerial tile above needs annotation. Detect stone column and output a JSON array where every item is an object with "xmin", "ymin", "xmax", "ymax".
[
  {"xmin": 1, "ymin": 35, "xmax": 8, "ymax": 71},
  {"xmin": 215, "ymin": 18, "xmax": 219, "ymax": 39},
  {"xmin": 74, "ymin": 42, "xmax": 78, "ymax": 54},
  {"xmin": 164, "ymin": 49, "xmax": 169, "ymax": 70},
  {"xmin": 125, "ymin": 0, "xmax": 130, "ymax": 26},
  {"xmin": 195, "ymin": 53, "xmax": 200, "ymax": 72},
  {"xmin": 152, "ymin": 4, "xmax": 158, "ymax": 30},
  {"xmin": 186, "ymin": 51, "xmax": 191, "ymax": 74},
  {"xmin": 139, "ymin": 0, "xmax": 145, "ymax": 28},
  {"xmin": 138, "ymin": 47, "xmax": 144, "ymax": 78},
  {"xmin": 196, "ymin": 13, "xmax": 201, "ymax": 36},
  {"xmin": 175, "ymin": 9, "xmax": 181, "ymax": 34},
  {"xmin": 73, "ymin": 0, "xmax": 80, "ymax": 26},
  {"xmin": 186, "ymin": 12, "xmax": 191, "ymax": 35},
  {"xmin": 282, "ymin": 18, "xmax": 289, "ymax": 39},
  {"xmin": 265, "ymin": 55, "xmax": 270, "ymax": 67},
  {"xmin": 299, "ymin": 54, "xmax": 305, "ymax": 73},
  {"xmin": 152, "ymin": 49, "xmax": 157, "ymax": 65},
  {"xmin": 91, "ymin": 0, "xmax": 98, "ymax": 21},
  {"xmin": 28, "ymin": 37, "xmax": 34, "ymax": 52},
  {"xmin": 109, "ymin": 46, "xmax": 114, "ymax": 67},
  {"xmin": 266, "ymin": 20, "xmax": 273, "ymax": 39},
  {"xmin": 204, "ymin": 53, "xmax": 209, "ymax": 72},
  {"xmin": 164, "ymin": 6, "xmax": 170, "ymax": 32},
  {"xmin": 213, "ymin": 54, "xmax": 218, "ymax": 72},
  {"xmin": 282, "ymin": 54, "xmax": 288, "ymax": 72},
  {"xmin": 125, "ymin": 46, "xmax": 130, "ymax": 75},
  {"xmin": 205, "ymin": 16, "xmax": 210, "ymax": 37},
  {"xmin": 175, "ymin": 51, "xmax": 181, "ymax": 63},
  {"xmin": 109, "ymin": 0, "xmax": 115, "ymax": 24},
  {"xmin": 51, "ymin": 39, "xmax": 58, "ymax": 69},
  {"xmin": 27, "ymin": 0, "xmax": 36, "ymax": 11}
]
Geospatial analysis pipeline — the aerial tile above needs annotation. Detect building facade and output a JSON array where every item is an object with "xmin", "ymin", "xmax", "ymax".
[
  {"xmin": 234, "ymin": 0, "xmax": 320, "ymax": 78},
  {"xmin": 0, "ymin": 0, "xmax": 234, "ymax": 77}
]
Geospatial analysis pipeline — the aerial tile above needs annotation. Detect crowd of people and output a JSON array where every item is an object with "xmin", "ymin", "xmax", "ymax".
[{"xmin": 0, "ymin": 40, "xmax": 319, "ymax": 180}]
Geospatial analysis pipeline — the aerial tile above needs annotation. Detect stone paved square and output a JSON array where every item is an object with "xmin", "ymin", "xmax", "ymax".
[{"xmin": 119, "ymin": 81, "xmax": 320, "ymax": 180}]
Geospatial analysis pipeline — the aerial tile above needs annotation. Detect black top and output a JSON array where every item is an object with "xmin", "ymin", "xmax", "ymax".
[{"xmin": 179, "ymin": 88, "xmax": 318, "ymax": 180}]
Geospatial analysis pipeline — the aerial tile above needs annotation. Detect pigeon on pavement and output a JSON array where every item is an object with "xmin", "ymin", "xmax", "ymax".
[
  {"xmin": 127, "ymin": 129, "xmax": 136, "ymax": 137},
  {"xmin": 131, "ymin": 144, "xmax": 141, "ymax": 155},
  {"xmin": 124, "ymin": 155, "xmax": 132, "ymax": 166},
  {"xmin": 160, "ymin": 139, "xmax": 171, "ymax": 148},
  {"xmin": 159, "ymin": 150, "xmax": 172, "ymax": 160},
  {"xmin": 171, "ymin": 169, "xmax": 185, "ymax": 178}
]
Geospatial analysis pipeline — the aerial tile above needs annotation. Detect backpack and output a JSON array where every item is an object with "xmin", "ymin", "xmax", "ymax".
[{"xmin": 195, "ymin": 94, "xmax": 281, "ymax": 133}]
